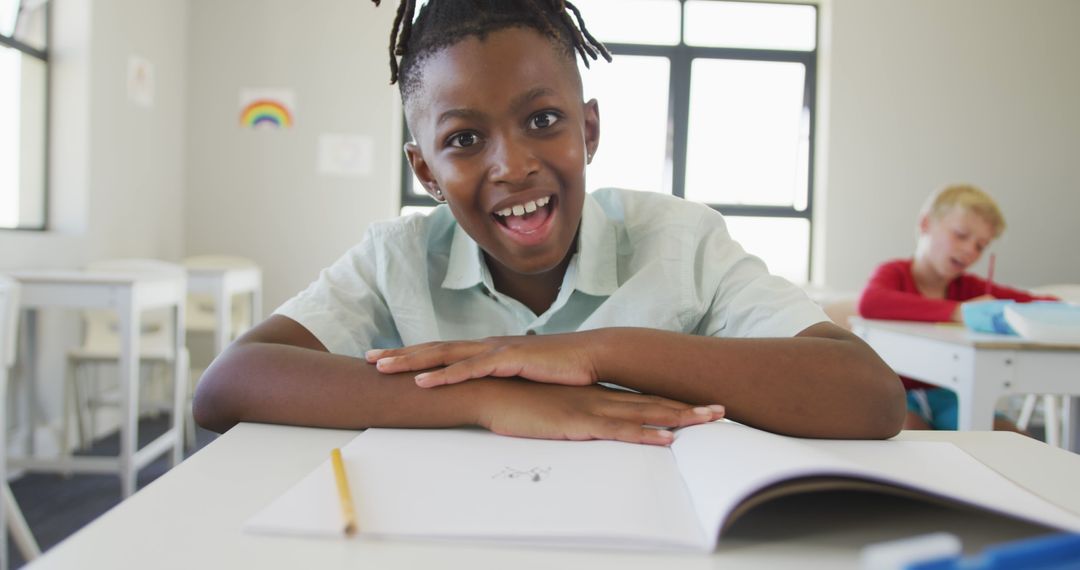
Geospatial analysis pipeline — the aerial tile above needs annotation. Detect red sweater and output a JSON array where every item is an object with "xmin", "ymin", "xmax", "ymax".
[{"xmin": 858, "ymin": 258, "xmax": 1054, "ymax": 390}]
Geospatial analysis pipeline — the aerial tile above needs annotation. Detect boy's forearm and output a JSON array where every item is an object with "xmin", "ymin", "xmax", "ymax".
[
  {"xmin": 585, "ymin": 325, "xmax": 905, "ymax": 439},
  {"xmin": 193, "ymin": 342, "xmax": 491, "ymax": 433}
]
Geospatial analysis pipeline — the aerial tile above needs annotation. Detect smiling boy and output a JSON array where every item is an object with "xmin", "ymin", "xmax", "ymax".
[{"xmin": 194, "ymin": 0, "xmax": 904, "ymax": 443}]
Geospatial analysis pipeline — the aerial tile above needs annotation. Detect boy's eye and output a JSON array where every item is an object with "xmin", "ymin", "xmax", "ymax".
[
  {"xmin": 449, "ymin": 132, "xmax": 479, "ymax": 148},
  {"xmin": 529, "ymin": 112, "xmax": 560, "ymax": 130}
]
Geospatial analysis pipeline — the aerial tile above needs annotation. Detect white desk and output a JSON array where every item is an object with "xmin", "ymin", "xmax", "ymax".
[
  {"xmin": 851, "ymin": 317, "xmax": 1080, "ymax": 451},
  {"xmin": 185, "ymin": 265, "xmax": 262, "ymax": 356},
  {"xmin": 6, "ymin": 270, "xmax": 188, "ymax": 498},
  {"xmin": 24, "ymin": 423, "xmax": 1080, "ymax": 570}
]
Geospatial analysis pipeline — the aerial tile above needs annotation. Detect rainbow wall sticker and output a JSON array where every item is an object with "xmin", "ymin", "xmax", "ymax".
[{"xmin": 238, "ymin": 89, "xmax": 296, "ymax": 129}]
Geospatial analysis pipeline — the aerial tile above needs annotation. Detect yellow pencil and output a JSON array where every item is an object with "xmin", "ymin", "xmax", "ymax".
[{"xmin": 330, "ymin": 448, "xmax": 358, "ymax": 536}]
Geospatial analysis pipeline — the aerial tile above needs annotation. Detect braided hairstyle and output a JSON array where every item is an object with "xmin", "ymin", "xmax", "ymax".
[{"xmin": 371, "ymin": 0, "xmax": 611, "ymax": 102}]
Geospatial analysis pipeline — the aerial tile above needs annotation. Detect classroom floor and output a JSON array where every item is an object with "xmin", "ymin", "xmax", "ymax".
[{"xmin": 5, "ymin": 415, "xmax": 218, "ymax": 569}]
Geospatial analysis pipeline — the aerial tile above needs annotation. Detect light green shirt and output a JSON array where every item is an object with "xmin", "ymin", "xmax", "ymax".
[{"xmin": 276, "ymin": 188, "xmax": 827, "ymax": 356}]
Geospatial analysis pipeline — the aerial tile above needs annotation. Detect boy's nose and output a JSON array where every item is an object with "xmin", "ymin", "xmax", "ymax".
[{"xmin": 488, "ymin": 137, "xmax": 540, "ymax": 185}]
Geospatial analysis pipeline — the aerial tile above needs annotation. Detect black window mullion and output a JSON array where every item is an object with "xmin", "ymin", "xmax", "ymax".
[
  {"xmin": 0, "ymin": 33, "xmax": 47, "ymax": 61},
  {"xmin": 670, "ymin": 46, "xmax": 692, "ymax": 199}
]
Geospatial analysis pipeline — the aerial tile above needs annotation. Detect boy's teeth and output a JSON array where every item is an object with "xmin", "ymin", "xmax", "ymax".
[{"xmin": 496, "ymin": 197, "xmax": 551, "ymax": 217}]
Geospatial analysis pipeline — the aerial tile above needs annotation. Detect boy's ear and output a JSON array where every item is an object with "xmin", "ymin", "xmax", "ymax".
[
  {"xmin": 583, "ymin": 98, "xmax": 600, "ymax": 164},
  {"xmin": 404, "ymin": 142, "xmax": 444, "ymax": 202},
  {"xmin": 917, "ymin": 213, "xmax": 931, "ymax": 234}
]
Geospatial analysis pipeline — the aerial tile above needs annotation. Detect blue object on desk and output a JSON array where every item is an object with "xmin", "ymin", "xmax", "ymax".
[
  {"xmin": 905, "ymin": 533, "xmax": 1080, "ymax": 570},
  {"xmin": 1004, "ymin": 302, "xmax": 1080, "ymax": 344},
  {"xmin": 961, "ymin": 300, "xmax": 1018, "ymax": 335}
]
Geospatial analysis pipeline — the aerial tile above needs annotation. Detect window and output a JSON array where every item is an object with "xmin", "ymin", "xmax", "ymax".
[
  {"xmin": 399, "ymin": 1, "xmax": 817, "ymax": 283},
  {"xmin": 1, "ymin": 0, "xmax": 49, "ymax": 231}
]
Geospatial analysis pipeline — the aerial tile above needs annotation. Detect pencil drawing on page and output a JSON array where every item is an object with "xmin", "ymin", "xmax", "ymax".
[{"xmin": 492, "ymin": 466, "xmax": 551, "ymax": 482}]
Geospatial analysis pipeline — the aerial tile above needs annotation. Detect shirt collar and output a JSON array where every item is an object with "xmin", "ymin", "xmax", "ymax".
[
  {"xmin": 440, "ymin": 193, "xmax": 618, "ymax": 296},
  {"xmin": 441, "ymin": 223, "xmax": 486, "ymax": 290}
]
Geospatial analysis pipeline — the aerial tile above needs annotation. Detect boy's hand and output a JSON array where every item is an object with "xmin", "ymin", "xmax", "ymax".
[
  {"xmin": 366, "ymin": 333, "xmax": 597, "ymax": 388},
  {"xmin": 474, "ymin": 381, "xmax": 725, "ymax": 446}
]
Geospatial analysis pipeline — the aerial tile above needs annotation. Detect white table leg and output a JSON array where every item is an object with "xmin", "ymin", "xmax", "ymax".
[
  {"xmin": 1066, "ymin": 396, "xmax": 1078, "ymax": 453},
  {"xmin": 214, "ymin": 284, "xmax": 229, "ymax": 357},
  {"xmin": 19, "ymin": 310, "xmax": 37, "ymax": 457},
  {"xmin": 1, "ymin": 353, "xmax": 8, "ymax": 570},
  {"xmin": 955, "ymin": 352, "xmax": 1010, "ymax": 431},
  {"xmin": 117, "ymin": 295, "xmax": 140, "ymax": 499},
  {"xmin": 251, "ymin": 284, "xmax": 263, "ymax": 323},
  {"xmin": 171, "ymin": 301, "xmax": 186, "ymax": 466}
]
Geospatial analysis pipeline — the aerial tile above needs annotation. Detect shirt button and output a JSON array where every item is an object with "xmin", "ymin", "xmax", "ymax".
[{"xmin": 526, "ymin": 329, "xmax": 537, "ymax": 335}]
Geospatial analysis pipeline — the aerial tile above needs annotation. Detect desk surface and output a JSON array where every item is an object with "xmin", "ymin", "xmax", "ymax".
[
  {"xmin": 852, "ymin": 317, "xmax": 1080, "ymax": 350},
  {"xmin": 26, "ymin": 424, "xmax": 1080, "ymax": 570},
  {"xmin": 5, "ymin": 269, "xmax": 182, "ymax": 286}
]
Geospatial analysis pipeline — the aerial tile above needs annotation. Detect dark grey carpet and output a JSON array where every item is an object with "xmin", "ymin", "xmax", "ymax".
[{"xmin": 5, "ymin": 415, "xmax": 217, "ymax": 568}]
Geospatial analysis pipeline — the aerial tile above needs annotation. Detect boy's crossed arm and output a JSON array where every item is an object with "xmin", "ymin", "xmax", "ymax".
[
  {"xmin": 192, "ymin": 315, "xmax": 722, "ymax": 445},
  {"xmin": 369, "ymin": 323, "xmax": 906, "ymax": 439}
]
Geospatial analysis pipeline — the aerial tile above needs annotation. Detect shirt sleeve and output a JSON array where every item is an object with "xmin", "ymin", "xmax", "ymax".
[
  {"xmin": 694, "ymin": 216, "xmax": 828, "ymax": 338},
  {"xmin": 858, "ymin": 262, "xmax": 958, "ymax": 322},
  {"xmin": 273, "ymin": 230, "xmax": 401, "ymax": 357},
  {"xmin": 959, "ymin": 274, "xmax": 1060, "ymax": 302}
]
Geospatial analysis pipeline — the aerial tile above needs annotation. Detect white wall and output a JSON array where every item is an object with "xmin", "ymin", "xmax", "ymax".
[
  {"xmin": 821, "ymin": 0, "xmax": 1080, "ymax": 292},
  {"xmin": 185, "ymin": 0, "xmax": 401, "ymax": 314}
]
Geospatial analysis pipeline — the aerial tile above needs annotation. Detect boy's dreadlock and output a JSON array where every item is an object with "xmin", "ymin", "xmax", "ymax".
[{"xmin": 371, "ymin": 0, "xmax": 611, "ymax": 101}]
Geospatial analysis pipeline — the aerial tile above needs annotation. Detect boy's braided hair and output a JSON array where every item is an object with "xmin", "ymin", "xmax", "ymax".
[{"xmin": 371, "ymin": 0, "xmax": 611, "ymax": 101}]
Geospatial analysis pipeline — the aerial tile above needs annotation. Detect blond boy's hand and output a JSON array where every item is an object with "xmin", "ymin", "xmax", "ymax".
[
  {"xmin": 474, "ymin": 381, "xmax": 725, "ymax": 446},
  {"xmin": 366, "ymin": 333, "xmax": 597, "ymax": 388},
  {"xmin": 953, "ymin": 294, "xmax": 997, "ymax": 322}
]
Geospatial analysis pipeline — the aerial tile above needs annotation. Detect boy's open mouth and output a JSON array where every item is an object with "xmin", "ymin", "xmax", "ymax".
[{"xmin": 491, "ymin": 195, "xmax": 557, "ymax": 236}]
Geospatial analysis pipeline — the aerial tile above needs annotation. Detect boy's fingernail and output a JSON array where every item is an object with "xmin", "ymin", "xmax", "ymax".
[
  {"xmin": 708, "ymin": 405, "xmax": 726, "ymax": 414},
  {"xmin": 657, "ymin": 430, "xmax": 674, "ymax": 438},
  {"xmin": 692, "ymin": 406, "xmax": 711, "ymax": 415},
  {"xmin": 415, "ymin": 373, "xmax": 429, "ymax": 383}
]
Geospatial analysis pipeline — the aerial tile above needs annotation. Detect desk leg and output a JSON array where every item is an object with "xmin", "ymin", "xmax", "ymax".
[
  {"xmin": 171, "ymin": 300, "xmax": 186, "ymax": 466},
  {"xmin": 214, "ymin": 285, "xmax": 229, "ymax": 357},
  {"xmin": 956, "ymin": 352, "xmax": 1012, "ymax": 432},
  {"xmin": 18, "ymin": 309, "xmax": 37, "ymax": 457},
  {"xmin": 1066, "ymin": 396, "xmax": 1078, "ymax": 453},
  {"xmin": 117, "ymin": 296, "xmax": 140, "ymax": 499},
  {"xmin": 1, "ymin": 351, "xmax": 8, "ymax": 570},
  {"xmin": 251, "ymin": 285, "xmax": 263, "ymax": 324}
]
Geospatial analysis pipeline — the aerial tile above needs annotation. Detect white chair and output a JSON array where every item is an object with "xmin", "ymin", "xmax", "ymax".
[
  {"xmin": 64, "ymin": 259, "xmax": 190, "ymax": 452},
  {"xmin": 1015, "ymin": 284, "xmax": 1080, "ymax": 447},
  {"xmin": 0, "ymin": 275, "xmax": 42, "ymax": 569}
]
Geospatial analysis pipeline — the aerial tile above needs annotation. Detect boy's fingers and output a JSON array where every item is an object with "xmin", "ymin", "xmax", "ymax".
[
  {"xmin": 365, "ymin": 340, "xmax": 467, "ymax": 364},
  {"xmin": 602, "ymin": 402, "xmax": 723, "ymax": 428},
  {"xmin": 586, "ymin": 419, "xmax": 674, "ymax": 446},
  {"xmin": 373, "ymin": 342, "xmax": 484, "ymax": 373}
]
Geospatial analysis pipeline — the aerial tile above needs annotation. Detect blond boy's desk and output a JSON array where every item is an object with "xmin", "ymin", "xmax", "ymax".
[
  {"xmin": 851, "ymin": 317, "xmax": 1080, "ymax": 451},
  {"xmin": 25, "ymin": 423, "xmax": 1080, "ymax": 570}
]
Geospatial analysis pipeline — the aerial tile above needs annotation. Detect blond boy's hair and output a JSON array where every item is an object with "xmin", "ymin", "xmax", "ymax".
[{"xmin": 920, "ymin": 184, "xmax": 1006, "ymax": 238}]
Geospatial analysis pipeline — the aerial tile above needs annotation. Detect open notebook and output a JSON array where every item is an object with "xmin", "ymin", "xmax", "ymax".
[{"xmin": 245, "ymin": 422, "xmax": 1080, "ymax": 551}]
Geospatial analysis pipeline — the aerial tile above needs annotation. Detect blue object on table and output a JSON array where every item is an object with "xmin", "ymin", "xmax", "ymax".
[
  {"xmin": 905, "ymin": 533, "xmax": 1080, "ymax": 570},
  {"xmin": 1004, "ymin": 302, "xmax": 1080, "ymax": 344},
  {"xmin": 961, "ymin": 300, "xmax": 1018, "ymax": 335}
]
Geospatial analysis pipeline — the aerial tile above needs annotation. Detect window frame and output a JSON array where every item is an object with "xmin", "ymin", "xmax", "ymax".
[
  {"xmin": 0, "ymin": 0, "xmax": 51, "ymax": 232},
  {"xmin": 397, "ymin": 1, "xmax": 818, "ymax": 279}
]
